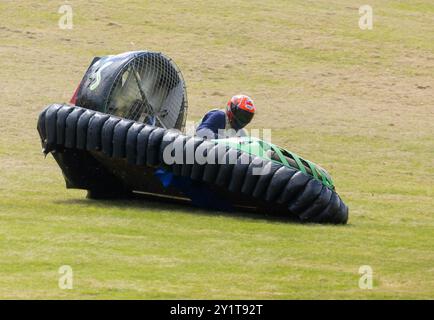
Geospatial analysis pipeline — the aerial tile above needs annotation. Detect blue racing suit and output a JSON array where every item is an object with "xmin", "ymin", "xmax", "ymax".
[
  {"xmin": 196, "ymin": 109, "xmax": 247, "ymax": 139},
  {"xmin": 196, "ymin": 109, "xmax": 226, "ymax": 139}
]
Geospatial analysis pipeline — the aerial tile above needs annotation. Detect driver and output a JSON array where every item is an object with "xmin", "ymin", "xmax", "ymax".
[
  {"xmin": 196, "ymin": 94, "xmax": 256, "ymax": 139},
  {"xmin": 156, "ymin": 95, "xmax": 256, "ymax": 211}
]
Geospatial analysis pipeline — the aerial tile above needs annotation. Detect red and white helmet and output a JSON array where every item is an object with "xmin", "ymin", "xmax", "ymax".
[{"xmin": 226, "ymin": 94, "xmax": 256, "ymax": 130}]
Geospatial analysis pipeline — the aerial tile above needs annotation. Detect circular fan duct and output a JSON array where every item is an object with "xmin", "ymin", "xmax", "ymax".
[{"xmin": 74, "ymin": 51, "xmax": 188, "ymax": 131}]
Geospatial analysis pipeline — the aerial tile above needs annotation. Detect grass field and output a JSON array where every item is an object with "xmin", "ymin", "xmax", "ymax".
[{"xmin": 0, "ymin": 0, "xmax": 433, "ymax": 299}]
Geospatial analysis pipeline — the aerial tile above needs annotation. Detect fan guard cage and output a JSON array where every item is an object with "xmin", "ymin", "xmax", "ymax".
[{"xmin": 105, "ymin": 51, "xmax": 188, "ymax": 131}]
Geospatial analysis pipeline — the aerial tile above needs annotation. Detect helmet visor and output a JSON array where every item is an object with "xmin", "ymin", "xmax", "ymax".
[{"xmin": 232, "ymin": 108, "xmax": 254, "ymax": 129}]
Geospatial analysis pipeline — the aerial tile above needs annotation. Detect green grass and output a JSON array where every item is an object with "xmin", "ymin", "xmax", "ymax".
[{"xmin": 0, "ymin": 0, "xmax": 433, "ymax": 299}]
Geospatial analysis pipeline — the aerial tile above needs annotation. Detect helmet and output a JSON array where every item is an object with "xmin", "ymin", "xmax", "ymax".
[{"xmin": 226, "ymin": 94, "xmax": 256, "ymax": 130}]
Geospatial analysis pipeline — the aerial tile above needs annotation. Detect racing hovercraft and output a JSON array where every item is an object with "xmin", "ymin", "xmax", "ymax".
[{"xmin": 37, "ymin": 51, "xmax": 348, "ymax": 224}]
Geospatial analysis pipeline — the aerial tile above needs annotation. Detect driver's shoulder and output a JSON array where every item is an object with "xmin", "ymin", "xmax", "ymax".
[
  {"xmin": 204, "ymin": 108, "xmax": 225, "ymax": 117},
  {"xmin": 201, "ymin": 108, "xmax": 226, "ymax": 123}
]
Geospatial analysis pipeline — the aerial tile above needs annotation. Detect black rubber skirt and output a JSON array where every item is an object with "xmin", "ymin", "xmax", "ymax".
[{"xmin": 37, "ymin": 104, "xmax": 349, "ymax": 224}]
